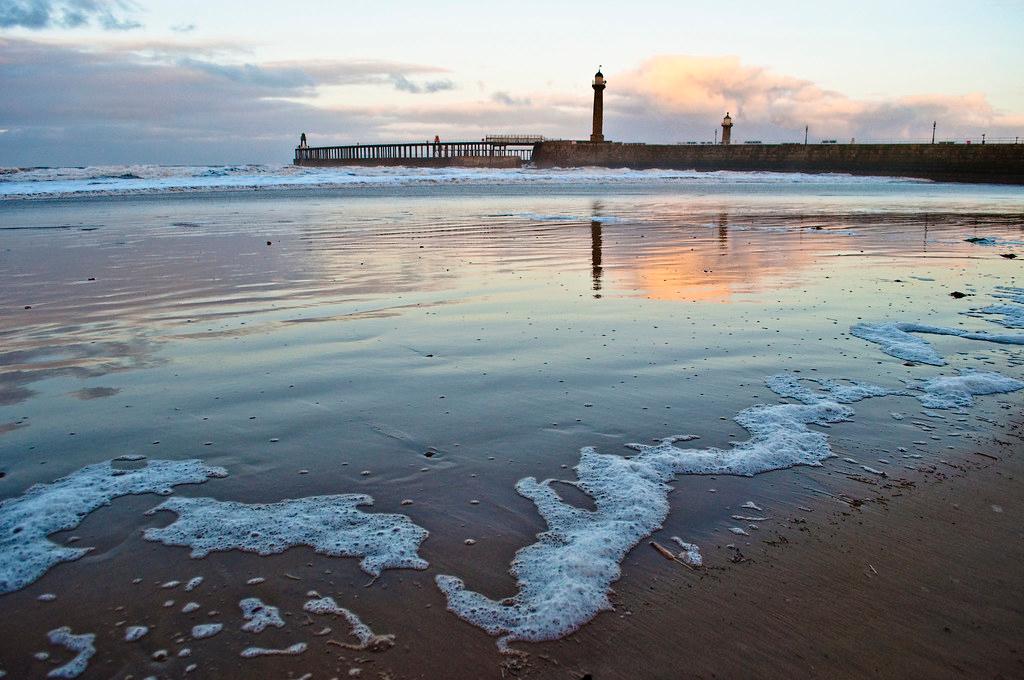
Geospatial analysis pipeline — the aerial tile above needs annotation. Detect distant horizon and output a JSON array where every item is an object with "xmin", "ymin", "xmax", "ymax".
[{"xmin": 2, "ymin": 0, "xmax": 1022, "ymax": 166}]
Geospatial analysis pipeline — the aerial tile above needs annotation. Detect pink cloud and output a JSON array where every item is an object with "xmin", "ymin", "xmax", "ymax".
[{"xmin": 613, "ymin": 55, "xmax": 1023, "ymax": 141}]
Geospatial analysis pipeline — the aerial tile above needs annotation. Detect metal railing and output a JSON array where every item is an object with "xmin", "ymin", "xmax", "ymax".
[
  {"xmin": 674, "ymin": 136, "xmax": 1022, "ymax": 146},
  {"xmin": 295, "ymin": 141, "xmax": 532, "ymax": 162},
  {"xmin": 484, "ymin": 134, "xmax": 546, "ymax": 144}
]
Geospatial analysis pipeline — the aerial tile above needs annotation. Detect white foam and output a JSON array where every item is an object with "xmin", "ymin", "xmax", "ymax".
[
  {"xmin": 437, "ymin": 352, "xmax": 1023, "ymax": 651},
  {"xmin": 851, "ymin": 320, "xmax": 1024, "ymax": 365},
  {"xmin": 766, "ymin": 373, "xmax": 893, "ymax": 404},
  {"xmin": 124, "ymin": 626, "xmax": 148, "ymax": 641},
  {"xmin": 46, "ymin": 627, "xmax": 95, "ymax": 678},
  {"xmin": 0, "ymin": 164, "xmax": 917, "ymax": 201},
  {"xmin": 184, "ymin": 576, "xmax": 203, "ymax": 591},
  {"xmin": 303, "ymin": 597, "xmax": 395, "ymax": 651},
  {"xmin": 181, "ymin": 602, "xmax": 200, "ymax": 613},
  {"xmin": 240, "ymin": 643, "xmax": 307, "ymax": 658},
  {"xmin": 966, "ymin": 287, "xmax": 1024, "ymax": 329},
  {"xmin": 849, "ymin": 323, "xmax": 948, "ymax": 365},
  {"xmin": 143, "ymin": 495, "xmax": 428, "ymax": 577},
  {"xmin": 191, "ymin": 623, "xmax": 222, "ymax": 639},
  {"xmin": 436, "ymin": 394, "xmax": 855, "ymax": 651},
  {"xmin": 972, "ymin": 304, "xmax": 1024, "ymax": 329},
  {"xmin": 915, "ymin": 372, "xmax": 1024, "ymax": 409},
  {"xmin": 239, "ymin": 597, "xmax": 284, "ymax": 633},
  {"xmin": 669, "ymin": 537, "xmax": 703, "ymax": 567},
  {"xmin": 0, "ymin": 459, "xmax": 227, "ymax": 593}
]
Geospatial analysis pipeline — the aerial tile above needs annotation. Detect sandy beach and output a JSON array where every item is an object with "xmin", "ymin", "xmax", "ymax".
[{"xmin": 0, "ymin": 174, "xmax": 1022, "ymax": 678}]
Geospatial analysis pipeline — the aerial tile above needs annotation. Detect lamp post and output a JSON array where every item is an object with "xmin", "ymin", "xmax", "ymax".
[
  {"xmin": 932, "ymin": 121, "xmax": 936, "ymax": 144},
  {"xmin": 804, "ymin": 125, "xmax": 808, "ymax": 145}
]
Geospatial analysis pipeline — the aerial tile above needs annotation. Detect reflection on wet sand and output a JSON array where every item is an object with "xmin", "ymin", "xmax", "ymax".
[
  {"xmin": 0, "ymin": 194, "xmax": 1021, "ymax": 410},
  {"xmin": 0, "ymin": 338, "xmax": 159, "ymax": 406}
]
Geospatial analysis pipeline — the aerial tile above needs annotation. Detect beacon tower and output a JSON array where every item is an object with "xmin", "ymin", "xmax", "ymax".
[
  {"xmin": 721, "ymin": 112, "xmax": 733, "ymax": 145},
  {"xmin": 591, "ymin": 68, "xmax": 606, "ymax": 143}
]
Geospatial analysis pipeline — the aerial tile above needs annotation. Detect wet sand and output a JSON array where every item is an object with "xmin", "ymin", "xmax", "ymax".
[
  {"xmin": 1, "ymin": 179, "xmax": 1022, "ymax": 678},
  {"xmin": 513, "ymin": 420, "xmax": 1024, "ymax": 680},
  {"xmin": 1, "ymin": 413, "xmax": 1019, "ymax": 679}
]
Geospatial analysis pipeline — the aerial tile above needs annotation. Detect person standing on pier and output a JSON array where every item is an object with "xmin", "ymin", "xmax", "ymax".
[{"xmin": 434, "ymin": 135, "xmax": 441, "ymax": 157}]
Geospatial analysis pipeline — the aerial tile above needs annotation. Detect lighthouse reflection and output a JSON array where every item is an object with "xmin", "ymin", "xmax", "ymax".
[
  {"xmin": 590, "ymin": 219, "xmax": 603, "ymax": 298},
  {"xmin": 589, "ymin": 200, "xmax": 606, "ymax": 298}
]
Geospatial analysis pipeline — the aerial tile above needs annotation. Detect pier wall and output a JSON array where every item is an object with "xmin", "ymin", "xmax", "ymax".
[{"xmin": 531, "ymin": 141, "xmax": 1024, "ymax": 184}]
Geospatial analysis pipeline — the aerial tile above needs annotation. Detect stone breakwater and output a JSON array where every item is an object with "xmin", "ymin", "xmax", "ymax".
[{"xmin": 531, "ymin": 141, "xmax": 1024, "ymax": 184}]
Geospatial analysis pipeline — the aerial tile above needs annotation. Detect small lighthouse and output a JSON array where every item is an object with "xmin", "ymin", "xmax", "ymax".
[
  {"xmin": 591, "ymin": 67, "xmax": 606, "ymax": 143},
  {"xmin": 720, "ymin": 112, "xmax": 733, "ymax": 145}
]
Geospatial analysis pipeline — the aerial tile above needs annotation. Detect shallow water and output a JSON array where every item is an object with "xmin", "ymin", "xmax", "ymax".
[{"xmin": 0, "ymin": 175, "xmax": 1022, "ymax": 677}]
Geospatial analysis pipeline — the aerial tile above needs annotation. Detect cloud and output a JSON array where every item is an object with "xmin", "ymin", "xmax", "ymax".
[
  {"xmin": 0, "ymin": 38, "xmax": 369, "ymax": 163},
  {"xmin": 170, "ymin": 22, "xmax": 195, "ymax": 33},
  {"xmin": 389, "ymin": 74, "xmax": 455, "ymax": 94},
  {"xmin": 0, "ymin": 0, "xmax": 141, "ymax": 30},
  {"xmin": 491, "ymin": 91, "xmax": 531, "ymax": 107},
  {"xmin": 614, "ymin": 55, "xmax": 1024, "ymax": 142},
  {"xmin": 177, "ymin": 57, "xmax": 317, "ymax": 90},
  {"xmin": 0, "ymin": 37, "xmax": 474, "ymax": 164},
  {"xmin": 1, "ymin": 41, "xmax": 1018, "ymax": 166}
]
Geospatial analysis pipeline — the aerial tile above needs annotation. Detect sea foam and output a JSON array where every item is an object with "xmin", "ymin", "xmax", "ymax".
[
  {"xmin": 435, "ymin": 361, "xmax": 1017, "ymax": 651},
  {"xmin": 303, "ymin": 596, "xmax": 395, "ymax": 651},
  {"xmin": 765, "ymin": 374, "xmax": 894, "ymax": 404},
  {"xmin": 143, "ymin": 495, "xmax": 428, "ymax": 576},
  {"xmin": 850, "ymin": 321, "xmax": 1024, "ymax": 365},
  {"xmin": 965, "ymin": 286, "xmax": 1024, "ymax": 329},
  {"xmin": 239, "ymin": 597, "xmax": 285, "ymax": 633},
  {"xmin": 852, "ymin": 287, "xmax": 1024, "ymax": 364},
  {"xmin": 123, "ymin": 625, "xmax": 148, "ymax": 642},
  {"xmin": 436, "ymin": 378, "xmax": 865, "ymax": 652},
  {"xmin": 191, "ymin": 623, "xmax": 223, "ymax": 639},
  {"xmin": 914, "ymin": 372, "xmax": 1024, "ymax": 409},
  {"xmin": 0, "ymin": 164, "xmax": 918, "ymax": 200},
  {"xmin": 46, "ymin": 627, "xmax": 95, "ymax": 678},
  {"xmin": 240, "ymin": 643, "xmax": 307, "ymax": 658},
  {"xmin": 0, "ymin": 459, "xmax": 226, "ymax": 594}
]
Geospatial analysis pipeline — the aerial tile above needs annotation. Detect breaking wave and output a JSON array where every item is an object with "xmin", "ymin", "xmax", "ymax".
[{"xmin": 0, "ymin": 163, "xmax": 921, "ymax": 200}]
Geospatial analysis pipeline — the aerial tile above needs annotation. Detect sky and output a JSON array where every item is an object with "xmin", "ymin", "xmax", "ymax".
[{"xmin": 1, "ymin": 0, "xmax": 1022, "ymax": 165}]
